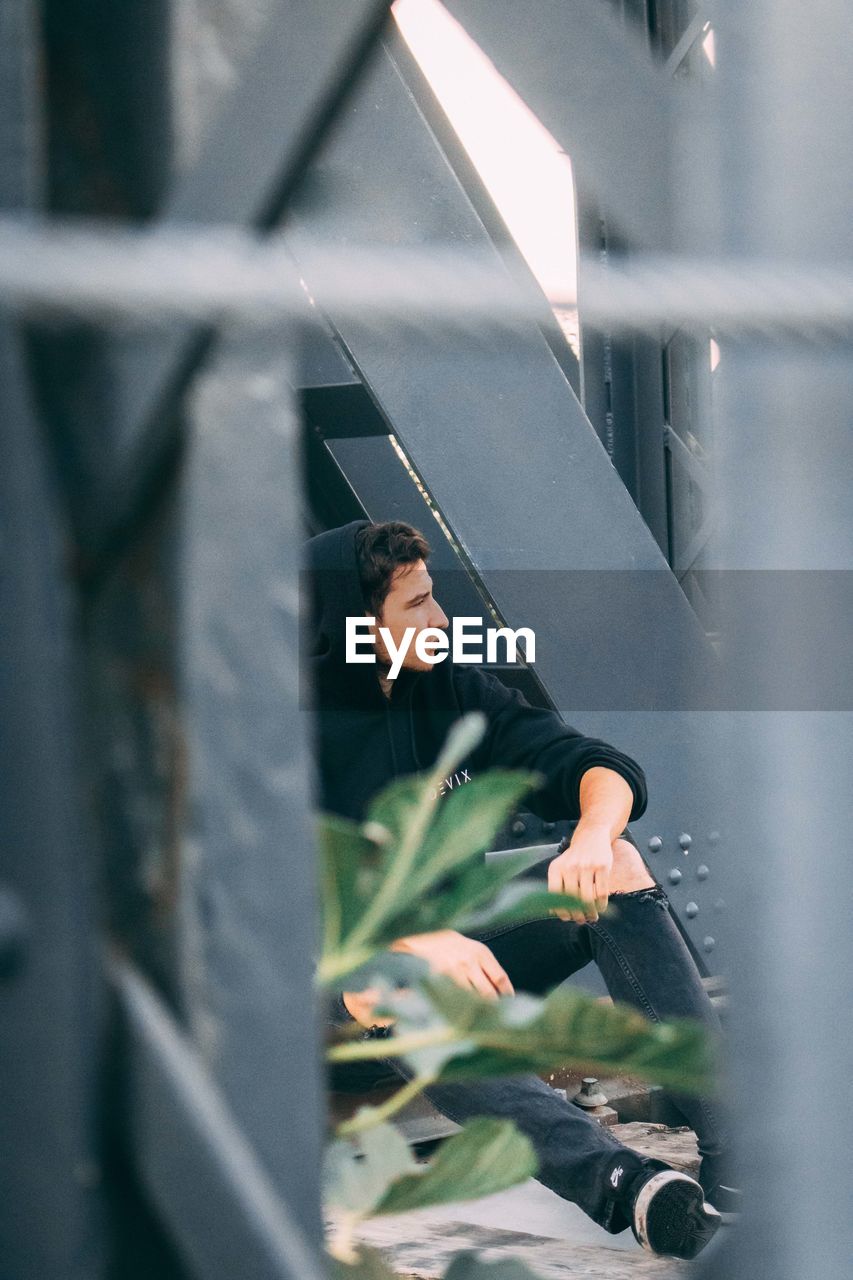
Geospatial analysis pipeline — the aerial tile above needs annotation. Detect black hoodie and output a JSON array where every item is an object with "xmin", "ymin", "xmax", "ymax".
[{"xmin": 302, "ymin": 520, "xmax": 647, "ymax": 827}]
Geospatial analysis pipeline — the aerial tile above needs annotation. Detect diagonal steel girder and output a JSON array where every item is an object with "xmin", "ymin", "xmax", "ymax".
[
  {"xmin": 164, "ymin": 0, "xmax": 392, "ymax": 226},
  {"xmin": 444, "ymin": 0, "xmax": 692, "ymax": 251},
  {"xmin": 47, "ymin": 0, "xmax": 389, "ymax": 581}
]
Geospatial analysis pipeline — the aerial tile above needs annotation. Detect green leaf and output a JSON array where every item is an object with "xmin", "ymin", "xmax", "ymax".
[
  {"xmin": 421, "ymin": 978, "xmax": 713, "ymax": 1094},
  {"xmin": 331, "ymin": 950, "xmax": 429, "ymax": 995},
  {"xmin": 408, "ymin": 771, "xmax": 542, "ymax": 897},
  {"xmin": 318, "ymin": 814, "xmax": 384, "ymax": 957},
  {"xmin": 328, "ymin": 1244, "xmax": 401, "ymax": 1280},
  {"xmin": 432, "ymin": 711, "xmax": 488, "ymax": 781},
  {"xmin": 330, "ymin": 976, "xmax": 713, "ymax": 1097},
  {"xmin": 374, "ymin": 1118, "xmax": 537, "ymax": 1216},
  {"xmin": 456, "ymin": 884, "xmax": 585, "ymax": 932},
  {"xmin": 329, "ymin": 1246, "xmax": 547, "ymax": 1280},
  {"xmin": 394, "ymin": 853, "xmax": 535, "ymax": 937},
  {"xmin": 444, "ymin": 1254, "xmax": 545, "ymax": 1280},
  {"xmin": 324, "ymin": 1122, "xmax": 417, "ymax": 1215},
  {"xmin": 363, "ymin": 775, "xmax": 427, "ymax": 849},
  {"xmin": 319, "ymin": 752, "xmax": 546, "ymax": 985}
]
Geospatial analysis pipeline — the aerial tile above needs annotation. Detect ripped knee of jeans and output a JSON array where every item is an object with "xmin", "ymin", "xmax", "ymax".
[{"xmin": 609, "ymin": 884, "xmax": 669, "ymax": 907}]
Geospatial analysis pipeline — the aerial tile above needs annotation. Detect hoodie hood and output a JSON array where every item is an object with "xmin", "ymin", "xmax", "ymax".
[
  {"xmin": 302, "ymin": 518, "xmax": 427, "ymax": 711},
  {"xmin": 301, "ymin": 519, "xmax": 471, "ymax": 820}
]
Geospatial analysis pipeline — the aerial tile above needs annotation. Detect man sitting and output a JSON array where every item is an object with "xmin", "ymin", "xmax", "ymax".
[{"xmin": 306, "ymin": 517, "xmax": 732, "ymax": 1260}]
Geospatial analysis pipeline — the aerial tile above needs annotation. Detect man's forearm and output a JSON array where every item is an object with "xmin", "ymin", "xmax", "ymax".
[{"xmin": 576, "ymin": 766, "xmax": 634, "ymax": 840}]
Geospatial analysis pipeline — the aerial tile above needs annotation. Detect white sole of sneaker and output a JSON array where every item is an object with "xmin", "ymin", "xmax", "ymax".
[{"xmin": 633, "ymin": 1169, "xmax": 722, "ymax": 1258}]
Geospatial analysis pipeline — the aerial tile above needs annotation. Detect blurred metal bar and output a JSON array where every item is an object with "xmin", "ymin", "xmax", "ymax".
[
  {"xmin": 0, "ymin": 319, "xmax": 107, "ymax": 1279},
  {"xmin": 3, "ymin": 219, "xmax": 853, "ymax": 331},
  {"xmin": 175, "ymin": 337, "xmax": 325, "ymax": 1245},
  {"xmin": 0, "ymin": 0, "xmax": 42, "ymax": 209},
  {"xmin": 113, "ymin": 958, "xmax": 326, "ymax": 1280},
  {"xmin": 41, "ymin": 0, "xmax": 173, "ymax": 219},
  {"xmin": 0, "ymin": 10, "xmax": 106, "ymax": 1274},
  {"xmin": 703, "ymin": 0, "xmax": 853, "ymax": 1276}
]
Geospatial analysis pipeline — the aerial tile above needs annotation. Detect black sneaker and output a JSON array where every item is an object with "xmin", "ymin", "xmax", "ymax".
[{"xmin": 630, "ymin": 1168, "xmax": 722, "ymax": 1259}]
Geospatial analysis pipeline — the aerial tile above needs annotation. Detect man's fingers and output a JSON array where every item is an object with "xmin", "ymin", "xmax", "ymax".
[
  {"xmin": 342, "ymin": 988, "xmax": 395, "ymax": 1027},
  {"xmin": 548, "ymin": 860, "xmax": 581, "ymax": 921},
  {"xmin": 466, "ymin": 965, "xmax": 500, "ymax": 1000},
  {"xmin": 481, "ymin": 955, "xmax": 515, "ymax": 996},
  {"xmin": 571, "ymin": 869, "xmax": 591, "ymax": 923},
  {"xmin": 578, "ymin": 868, "xmax": 599, "ymax": 922},
  {"xmin": 548, "ymin": 861, "xmax": 572, "ymax": 921},
  {"xmin": 593, "ymin": 869, "xmax": 610, "ymax": 914}
]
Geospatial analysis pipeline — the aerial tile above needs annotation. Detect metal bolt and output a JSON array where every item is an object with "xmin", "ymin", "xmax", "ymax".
[
  {"xmin": 703, "ymin": 936, "xmax": 716, "ymax": 952},
  {"xmin": 573, "ymin": 1077, "xmax": 608, "ymax": 1108},
  {"xmin": 713, "ymin": 898, "xmax": 726, "ymax": 912},
  {"xmin": 0, "ymin": 889, "xmax": 29, "ymax": 981},
  {"xmin": 697, "ymin": 864, "xmax": 710, "ymax": 881},
  {"xmin": 668, "ymin": 868, "xmax": 683, "ymax": 885},
  {"xmin": 542, "ymin": 821, "xmax": 555, "ymax": 833},
  {"xmin": 679, "ymin": 832, "xmax": 692, "ymax": 851},
  {"xmin": 708, "ymin": 831, "xmax": 721, "ymax": 844},
  {"xmin": 647, "ymin": 836, "xmax": 662, "ymax": 853},
  {"xmin": 685, "ymin": 901, "xmax": 699, "ymax": 918},
  {"xmin": 511, "ymin": 818, "xmax": 526, "ymax": 837}
]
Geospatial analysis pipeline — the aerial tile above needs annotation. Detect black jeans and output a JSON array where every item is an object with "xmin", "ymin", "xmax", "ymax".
[{"xmin": 328, "ymin": 844, "xmax": 726, "ymax": 1234}]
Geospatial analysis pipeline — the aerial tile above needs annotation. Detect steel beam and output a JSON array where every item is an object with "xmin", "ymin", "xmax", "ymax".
[
  {"xmin": 113, "ymin": 959, "xmax": 326, "ymax": 1280},
  {"xmin": 0, "ymin": 0, "xmax": 41, "ymax": 209},
  {"xmin": 175, "ymin": 336, "xmax": 325, "ymax": 1244},
  {"xmin": 444, "ymin": 0, "xmax": 686, "ymax": 250},
  {"xmin": 0, "ymin": 321, "xmax": 107, "ymax": 1280},
  {"xmin": 0, "ymin": 9, "xmax": 106, "ymax": 1274}
]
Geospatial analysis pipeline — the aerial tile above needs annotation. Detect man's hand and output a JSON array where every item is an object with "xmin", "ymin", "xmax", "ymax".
[
  {"xmin": 390, "ymin": 930, "xmax": 515, "ymax": 1000},
  {"xmin": 341, "ymin": 987, "xmax": 395, "ymax": 1028},
  {"xmin": 342, "ymin": 932, "xmax": 513, "ymax": 1027},
  {"xmin": 548, "ymin": 822, "xmax": 614, "ymax": 923}
]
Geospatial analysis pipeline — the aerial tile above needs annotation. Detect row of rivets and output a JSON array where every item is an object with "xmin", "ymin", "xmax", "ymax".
[
  {"xmin": 668, "ymin": 865, "xmax": 711, "ymax": 884},
  {"xmin": 667, "ymin": 865, "xmax": 711, "ymax": 883},
  {"xmin": 647, "ymin": 833, "xmax": 722, "ymax": 852}
]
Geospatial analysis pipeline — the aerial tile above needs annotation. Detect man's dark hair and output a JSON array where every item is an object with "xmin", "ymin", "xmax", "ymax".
[{"xmin": 354, "ymin": 521, "xmax": 431, "ymax": 618}]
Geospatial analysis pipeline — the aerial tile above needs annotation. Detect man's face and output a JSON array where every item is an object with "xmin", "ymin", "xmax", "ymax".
[{"xmin": 372, "ymin": 559, "xmax": 449, "ymax": 672}]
